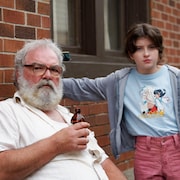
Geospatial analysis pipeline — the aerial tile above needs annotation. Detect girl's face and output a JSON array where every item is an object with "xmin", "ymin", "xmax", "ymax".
[{"xmin": 129, "ymin": 37, "xmax": 160, "ymax": 74}]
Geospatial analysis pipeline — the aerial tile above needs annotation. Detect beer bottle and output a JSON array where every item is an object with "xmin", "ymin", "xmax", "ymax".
[{"xmin": 71, "ymin": 108, "xmax": 85, "ymax": 124}]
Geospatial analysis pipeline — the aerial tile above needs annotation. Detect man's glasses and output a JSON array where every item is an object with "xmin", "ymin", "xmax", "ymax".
[{"xmin": 23, "ymin": 63, "xmax": 63, "ymax": 77}]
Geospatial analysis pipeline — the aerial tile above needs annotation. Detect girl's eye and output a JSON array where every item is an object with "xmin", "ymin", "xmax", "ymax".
[
  {"xmin": 136, "ymin": 47, "xmax": 142, "ymax": 50},
  {"xmin": 149, "ymin": 45, "xmax": 156, "ymax": 49}
]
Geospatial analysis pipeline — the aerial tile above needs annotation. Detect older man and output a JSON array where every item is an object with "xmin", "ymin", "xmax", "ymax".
[{"xmin": 0, "ymin": 39, "xmax": 127, "ymax": 180}]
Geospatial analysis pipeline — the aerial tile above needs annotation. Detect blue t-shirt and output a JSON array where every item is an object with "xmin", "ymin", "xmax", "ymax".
[{"xmin": 124, "ymin": 65, "xmax": 178, "ymax": 137}]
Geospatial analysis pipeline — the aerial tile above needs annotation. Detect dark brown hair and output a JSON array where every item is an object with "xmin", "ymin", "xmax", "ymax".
[{"xmin": 124, "ymin": 23, "xmax": 166, "ymax": 64}]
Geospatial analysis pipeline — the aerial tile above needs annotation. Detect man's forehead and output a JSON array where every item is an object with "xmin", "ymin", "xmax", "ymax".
[{"xmin": 25, "ymin": 47, "xmax": 59, "ymax": 65}]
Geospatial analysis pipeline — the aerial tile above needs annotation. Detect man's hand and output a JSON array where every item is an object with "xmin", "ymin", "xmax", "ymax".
[{"xmin": 50, "ymin": 122, "xmax": 90, "ymax": 154}]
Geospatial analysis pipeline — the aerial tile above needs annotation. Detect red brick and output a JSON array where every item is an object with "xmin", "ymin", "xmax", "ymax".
[
  {"xmin": 0, "ymin": 8, "xmax": 2, "ymax": 21},
  {"xmin": 169, "ymin": 15, "xmax": 176, "ymax": 23},
  {"xmin": 120, "ymin": 151, "xmax": 135, "ymax": 162},
  {"xmin": 16, "ymin": 0, "xmax": 35, "ymax": 12},
  {"xmin": 177, "ymin": 2, "xmax": 180, "ymax": 10},
  {"xmin": 161, "ymin": 0, "xmax": 168, "ymax": 4},
  {"xmin": 0, "ymin": 39, "xmax": 3, "ymax": 51},
  {"xmin": 96, "ymin": 135, "xmax": 110, "ymax": 147},
  {"xmin": 164, "ymin": 6, "xmax": 172, "ymax": 14},
  {"xmin": 164, "ymin": 39, "xmax": 172, "ymax": 47},
  {"xmin": 4, "ymin": 39, "xmax": 24, "ymax": 53},
  {"xmin": 61, "ymin": 98, "xmax": 81, "ymax": 106},
  {"xmin": 42, "ymin": 16, "xmax": 51, "ymax": 28},
  {"xmin": 169, "ymin": 0, "xmax": 175, "ymax": 7},
  {"xmin": 161, "ymin": 12, "xmax": 168, "ymax": 21},
  {"xmin": 156, "ymin": 3, "xmax": 165, "ymax": 11},
  {"xmin": 38, "ymin": 2, "xmax": 50, "ymax": 15},
  {"xmin": 15, "ymin": 26, "xmax": 35, "ymax": 39},
  {"xmin": 88, "ymin": 103, "xmax": 108, "ymax": 115},
  {"xmin": 0, "ymin": 70, "xmax": 3, "ymax": 83},
  {"xmin": 3, "ymin": 9, "xmax": 25, "ymax": 24},
  {"xmin": 0, "ymin": 23, "xmax": 14, "ymax": 37},
  {"xmin": 4, "ymin": 69, "xmax": 14, "ymax": 83},
  {"xmin": 27, "ymin": 13, "xmax": 41, "ymax": 27},
  {"xmin": 0, "ymin": 54, "xmax": 14, "ymax": 67},
  {"xmin": 151, "ymin": 10, "xmax": 161, "ymax": 19},
  {"xmin": 37, "ymin": 28, "xmax": 51, "ymax": 39},
  {"xmin": 87, "ymin": 114, "xmax": 109, "ymax": 126},
  {"xmin": 0, "ymin": 0, "xmax": 14, "ymax": 8},
  {"xmin": 0, "ymin": 84, "xmax": 15, "ymax": 98},
  {"xmin": 91, "ymin": 124, "xmax": 110, "ymax": 136},
  {"xmin": 173, "ymin": 9, "xmax": 179, "ymax": 17},
  {"xmin": 173, "ymin": 40, "xmax": 179, "ymax": 48}
]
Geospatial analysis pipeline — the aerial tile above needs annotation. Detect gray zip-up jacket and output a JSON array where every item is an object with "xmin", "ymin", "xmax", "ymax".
[{"xmin": 63, "ymin": 65, "xmax": 180, "ymax": 158}]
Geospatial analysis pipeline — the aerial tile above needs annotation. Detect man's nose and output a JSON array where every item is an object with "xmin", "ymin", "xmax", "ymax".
[{"xmin": 42, "ymin": 68, "xmax": 52, "ymax": 79}]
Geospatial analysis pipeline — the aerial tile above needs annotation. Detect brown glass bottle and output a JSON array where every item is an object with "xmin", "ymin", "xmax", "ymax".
[{"xmin": 71, "ymin": 108, "xmax": 85, "ymax": 124}]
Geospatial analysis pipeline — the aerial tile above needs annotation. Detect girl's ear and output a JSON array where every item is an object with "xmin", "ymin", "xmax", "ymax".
[{"xmin": 128, "ymin": 52, "xmax": 134, "ymax": 60}]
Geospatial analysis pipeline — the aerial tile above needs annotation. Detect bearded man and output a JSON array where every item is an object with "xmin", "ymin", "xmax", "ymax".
[{"xmin": 0, "ymin": 39, "xmax": 127, "ymax": 180}]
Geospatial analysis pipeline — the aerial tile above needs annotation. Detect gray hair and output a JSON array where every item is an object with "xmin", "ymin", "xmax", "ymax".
[{"xmin": 14, "ymin": 39, "xmax": 65, "ymax": 87}]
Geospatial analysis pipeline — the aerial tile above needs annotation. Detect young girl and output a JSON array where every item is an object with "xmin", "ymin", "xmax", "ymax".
[{"xmin": 63, "ymin": 23, "xmax": 180, "ymax": 179}]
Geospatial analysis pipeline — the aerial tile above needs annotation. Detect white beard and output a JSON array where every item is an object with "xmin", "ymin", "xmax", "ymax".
[{"xmin": 18, "ymin": 75, "xmax": 63, "ymax": 111}]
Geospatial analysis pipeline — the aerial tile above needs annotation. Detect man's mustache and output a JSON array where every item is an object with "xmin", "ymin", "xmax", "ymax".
[{"xmin": 37, "ymin": 80, "xmax": 55, "ymax": 91}]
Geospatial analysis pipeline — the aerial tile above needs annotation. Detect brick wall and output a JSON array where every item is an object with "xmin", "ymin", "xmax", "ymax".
[
  {"xmin": 0, "ymin": 0, "xmax": 179, "ymax": 173},
  {"xmin": 0, "ymin": 0, "xmax": 51, "ymax": 100},
  {"xmin": 150, "ymin": 0, "xmax": 180, "ymax": 68}
]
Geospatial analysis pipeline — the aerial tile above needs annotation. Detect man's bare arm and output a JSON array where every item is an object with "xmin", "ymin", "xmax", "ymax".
[
  {"xmin": 0, "ymin": 122, "xmax": 90, "ymax": 180},
  {"xmin": 101, "ymin": 158, "xmax": 127, "ymax": 180}
]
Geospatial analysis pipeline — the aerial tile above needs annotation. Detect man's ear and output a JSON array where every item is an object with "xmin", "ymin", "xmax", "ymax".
[
  {"xmin": 14, "ymin": 70, "xmax": 19, "ymax": 88},
  {"xmin": 15, "ymin": 70, "xmax": 19, "ymax": 79}
]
